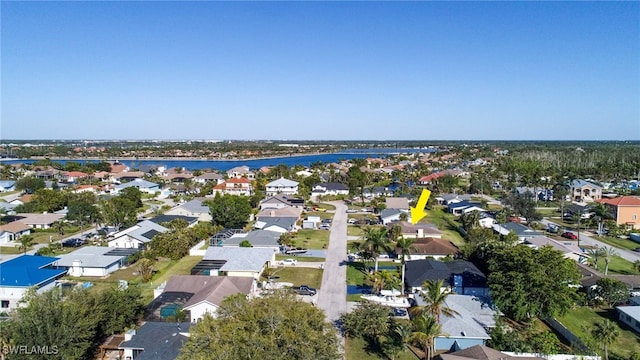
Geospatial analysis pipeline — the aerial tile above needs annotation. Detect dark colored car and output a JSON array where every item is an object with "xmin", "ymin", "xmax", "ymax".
[
  {"xmin": 62, "ymin": 238, "xmax": 86, "ymax": 247},
  {"xmin": 561, "ymin": 232, "xmax": 578, "ymax": 240},
  {"xmin": 633, "ymin": 247, "xmax": 640, "ymax": 253},
  {"xmin": 391, "ymin": 308, "xmax": 408, "ymax": 317}
]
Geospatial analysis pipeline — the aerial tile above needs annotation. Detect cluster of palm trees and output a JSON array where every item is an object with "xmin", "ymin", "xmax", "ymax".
[{"xmin": 586, "ymin": 246, "xmax": 618, "ymax": 275}]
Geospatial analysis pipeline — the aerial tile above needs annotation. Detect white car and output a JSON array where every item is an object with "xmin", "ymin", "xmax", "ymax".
[
  {"xmin": 279, "ymin": 258, "xmax": 297, "ymax": 266},
  {"xmin": 347, "ymin": 218, "xmax": 357, "ymax": 224}
]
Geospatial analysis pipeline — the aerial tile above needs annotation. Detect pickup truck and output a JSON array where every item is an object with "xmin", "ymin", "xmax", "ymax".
[{"xmin": 292, "ymin": 285, "xmax": 317, "ymax": 296}]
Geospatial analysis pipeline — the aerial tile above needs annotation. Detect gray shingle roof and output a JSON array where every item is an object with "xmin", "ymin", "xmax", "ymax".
[
  {"xmin": 203, "ymin": 247, "xmax": 274, "ymax": 272},
  {"xmin": 119, "ymin": 322, "xmax": 192, "ymax": 360},
  {"xmin": 56, "ymin": 246, "xmax": 126, "ymax": 268},
  {"xmin": 405, "ymin": 259, "xmax": 486, "ymax": 288}
]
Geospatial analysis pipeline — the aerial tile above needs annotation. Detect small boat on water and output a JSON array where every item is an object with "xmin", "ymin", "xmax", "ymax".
[{"xmin": 360, "ymin": 293, "xmax": 412, "ymax": 308}]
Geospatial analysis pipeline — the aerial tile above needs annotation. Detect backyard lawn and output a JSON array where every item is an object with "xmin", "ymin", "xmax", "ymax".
[
  {"xmin": 423, "ymin": 208, "xmax": 465, "ymax": 246},
  {"xmin": 290, "ymin": 229, "xmax": 330, "ymax": 249},
  {"xmin": 346, "ymin": 261, "xmax": 401, "ymax": 301},
  {"xmin": 557, "ymin": 306, "xmax": 640, "ymax": 360}
]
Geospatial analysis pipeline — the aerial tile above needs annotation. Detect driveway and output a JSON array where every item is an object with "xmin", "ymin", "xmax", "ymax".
[{"xmin": 317, "ymin": 201, "xmax": 348, "ymax": 324}]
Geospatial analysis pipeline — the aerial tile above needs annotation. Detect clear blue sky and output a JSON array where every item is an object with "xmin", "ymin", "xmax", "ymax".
[{"xmin": 2, "ymin": 1, "xmax": 639, "ymax": 141}]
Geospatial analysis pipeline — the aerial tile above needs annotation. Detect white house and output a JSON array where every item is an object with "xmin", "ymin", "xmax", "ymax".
[
  {"xmin": 0, "ymin": 255, "xmax": 67, "ymax": 310},
  {"xmin": 113, "ymin": 178, "xmax": 160, "ymax": 194},
  {"xmin": 0, "ymin": 180, "xmax": 16, "ymax": 192},
  {"xmin": 0, "ymin": 221, "xmax": 31, "ymax": 245},
  {"xmin": 226, "ymin": 166, "xmax": 254, "ymax": 179},
  {"xmin": 200, "ymin": 247, "xmax": 276, "ymax": 280},
  {"xmin": 55, "ymin": 246, "xmax": 132, "ymax": 277},
  {"xmin": 165, "ymin": 198, "xmax": 212, "ymax": 222},
  {"xmin": 311, "ymin": 182, "xmax": 349, "ymax": 196},
  {"xmin": 265, "ymin": 177, "xmax": 299, "ymax": 196},
  {"xmin": 617, "ymin": 306, "xmax": 640, "ymax": 334},
  {"xmin": 108, "ymin": 220, "xmax": 168, "ymax": 249}
]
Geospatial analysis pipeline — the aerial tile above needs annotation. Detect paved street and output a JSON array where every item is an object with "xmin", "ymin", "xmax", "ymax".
[
  {"xmin": 317, "ymin": 201, "xmax": 348, "ymax": 324},
  {"xmin": 541, "ymin": 218, "xmax": 640, "ymax": 263}
]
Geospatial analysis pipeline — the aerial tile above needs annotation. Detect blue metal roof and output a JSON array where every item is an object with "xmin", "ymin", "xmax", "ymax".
[{"xmin": 0, "ymin": 255, "xmax": 67, "ymax": 287}]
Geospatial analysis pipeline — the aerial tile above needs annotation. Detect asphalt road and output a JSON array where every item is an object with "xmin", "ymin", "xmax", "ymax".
[{"xmin": 317, "ymin": 201, "xmax": 348, "ymax": 324}]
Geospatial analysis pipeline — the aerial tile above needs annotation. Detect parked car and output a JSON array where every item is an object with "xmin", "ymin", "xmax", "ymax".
[
  {"xmin": 561, "ymin": 231, "xmax": 578, "ymax": 240},
  {"xmin": 633, "ymin": 247, "xmax": 640, "ymax": 253},
  {"xmin": 62, "ymin": 238, "xmax": 86, "ymax": 247},
  {"xmin": 322, "ymin": 218, "xmax": 332, "ymax": 224},
  {"xmin": 292, "ymin": 285, "xmax": 317, "ymax": 296},
  {"xmin": 279, "ymin": 258, "xmax": 297, "ymax": 266},
  {"xmin": 346, "ymin": 209, "xmax": 358, "ymax": 213},
  {"xmin": 347, "ymin": 218, "xmax": 357, "ymax": 224},
  {"xmin": 391, "ymin": 308, "xmax": 408, "ymax": 317},
  {"xmin": 319, "ymin": 224, "xmax": 331, "ymax": 230}
]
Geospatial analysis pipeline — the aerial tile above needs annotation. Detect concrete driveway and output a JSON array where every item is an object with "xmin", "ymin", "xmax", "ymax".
[{"xmin": 317, "ymin": 201, "xmax": 348, "ymax": 324}]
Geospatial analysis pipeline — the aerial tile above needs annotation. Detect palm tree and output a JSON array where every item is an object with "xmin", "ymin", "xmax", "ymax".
[
  {"xmin": 603, "ymin": 247, "xmax": 618, "ymax": 275},
  {"xmin": 633, "ymin": 260, "xmax": 640, "ymax": 273},
  {"xmin": 17, "ymin": 234, "xmax": 35, "ymax": 254},
  {"xmin": 396, "ymin": 237, "xmax": 417, "ymax": 295},
  {"xmin": 459, "ymin": 211, "xmax": 480, "ymax": 232},
  {"xmin": 587, "ymin": 247, "xmax": 605, "ymax": 271},
  {"xmin": 359, "ymin": 227, "xmax": 390, "ymax": 273},
  {"xmin": 52, "ymin": 221, "xmax": 65, "ymax": 237},
  {"xmin": 417, "ymin": 279, "xmax": 459, "ymax": 323},
  {"xmin": 591, "ymin": 319, "xmax": 619, "ymax": 360},
  {"xmin": 408, "ymin": 312, "xmax": 442, "ymax": 360}
]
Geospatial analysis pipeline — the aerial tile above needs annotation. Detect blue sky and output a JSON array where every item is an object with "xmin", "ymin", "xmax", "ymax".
[{"xmin": 2, "ymin": 1, "xmax": 638, "ymax": 141}]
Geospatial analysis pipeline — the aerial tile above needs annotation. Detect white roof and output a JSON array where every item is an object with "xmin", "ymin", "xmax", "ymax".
[
  {"xmin": 266, "ymin": 177, "xmax": 299, "ymax": 187},
  {"xmin": 56, "ymin": 246, "xmax": 126, "ymax": 268},
  {"xmin": 618, "ymin": 306, "xmax": 640, "ymax": 320},
  {"xmin": 203, "ymin": 247, "xmax": 275, "ymax": 272}
]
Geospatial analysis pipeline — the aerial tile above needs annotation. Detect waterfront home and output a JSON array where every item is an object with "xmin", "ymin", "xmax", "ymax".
[
  {"xmin": 226, "ymin": 165, "xmax": 255, "ymax": 179},
  {"xmin": 194, "ymin": 172, "xmax": 224, "ymax": 185},
  {"xmin": 265, "ymin": 177, "xmax": 299, "ymax": 196},
  {"xmin": 165, "ymin": 198, "xmax": 212, "ymax": 222},
  {"xmin": 0, "ymin": 255, "xmax": 67, "ymax": 310}
]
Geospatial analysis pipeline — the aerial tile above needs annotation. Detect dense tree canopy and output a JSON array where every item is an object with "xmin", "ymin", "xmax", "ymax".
[
  {"xmin": 206, "ymin": 194, "xmax": 252, "ymax": 229},
  {"xmin": 1, "ymin": 286, "xmax": 144, "ymax": 360},
  {"xmin": 15, "ymin": 176, "xmax": 45, "ymax": 194},
  {"xmin": 488, "ymin": 245, "xmax": 580, "ymax": 322},
  {"xmin": 179, "ymin": 292, "xmax": 341, "ymax": 360}
]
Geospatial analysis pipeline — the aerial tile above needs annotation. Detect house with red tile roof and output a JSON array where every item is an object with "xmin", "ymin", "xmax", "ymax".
[
  {"xmin": 212, "ymin": 177, "xmax": 253, "ymax": 196},
  {"xmin": 597, "ymin": 196, "xmax": 640, "ymax": 229}
]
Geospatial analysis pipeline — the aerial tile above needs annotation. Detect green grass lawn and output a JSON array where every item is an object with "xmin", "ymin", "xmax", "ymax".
[
  {"xmin": 423, "ymin": 208, "xmax": 465, "ymax": 246},
  {"xmin": 347, "ymin": 225, "xmax": 366, "ymax": 237},
  {"xmin": 345, "ymin": 336, "xmax": 417, "ymax": 360},
  {"xmin": 271, "ymin": 267, "xmax": 323, "ymax": 289},
  {"xmin": 601, "ymin": 255, "xmax": 640, "ymax": 275},
  {"xmin": 557, "ymin": 306, "xmax": 640, "ymax": 360},
  {"xmin": 0, "ymin": 246, "xmax": 24, "ymax": 254},
  {"xmin": 346, "ymin": 261, "xmax": 401, "ymax": 301},
  {"xmin": 594, "ymin": 236, "xmax": 640, "ymax": 252},
  {"xmin": 275, "ymin": 254, "xmax": 325, "ymax": 262},
  {"xmin": 291, "ymin": 229, "xmax": 330, "ymax": 249},
  {"xmin": 305, "ymin": 211, "xmax": 334, "ymax": 220}
]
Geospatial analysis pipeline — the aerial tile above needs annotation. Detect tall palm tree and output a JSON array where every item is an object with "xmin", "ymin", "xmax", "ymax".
[
  {"xmin": 359, "ymin": 227, "xmax": 390, "ymax": 273},
  {"xmin": 412, "ymin": 279, "xmax": 459, "ymax": 323},
  {"xmin": 603, "ymin": 247, "xmax": 618, "ymax": 276},
  {"xmin": 591, "ymin": 319, "xmax": 619, "ymax": 360},
  {"xmin": 408, "ymin": 312, "xmax": 442, "ymax": 360},
  {"xmin": 587, "ymin": 247, "xmax": 605, "ymax": 271},
  {"xmin": 396, "ymin": 237, "xmax": 417, "ymax": 294},
  {"xmin": 18, "ymin": 234, "xmax": 35, "ymax": 254}
]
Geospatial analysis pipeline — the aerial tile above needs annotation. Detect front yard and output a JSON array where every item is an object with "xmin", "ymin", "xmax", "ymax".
[
  {"xmin": 423, "ymin": 208, "xmax": 465, "ymax": 246},
  {"xmin": 268, "ymin": 267, "xmax": 323, "ymax": 289},
  {"xmin": 290, "ymin": 229, "xmax": 330, "ymax": 249},
  {"xmin": 346, "ymin": 261, "xmax": 401, "ymax": 301}
]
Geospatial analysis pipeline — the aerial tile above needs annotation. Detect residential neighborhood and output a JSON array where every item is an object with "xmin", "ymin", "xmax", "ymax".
[{"xmin": 0, "ymin": 142, "xmax": 639, "ymax": 360}]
